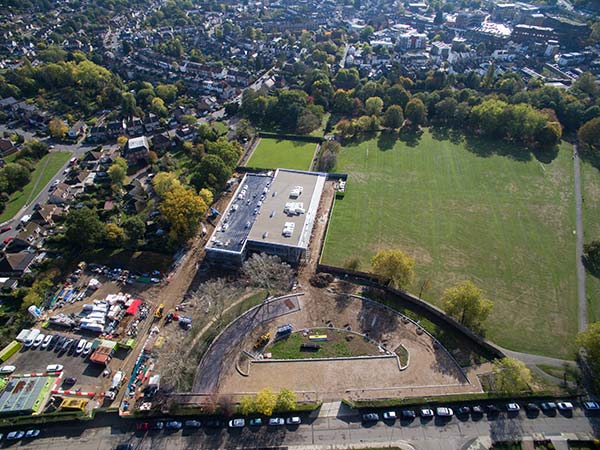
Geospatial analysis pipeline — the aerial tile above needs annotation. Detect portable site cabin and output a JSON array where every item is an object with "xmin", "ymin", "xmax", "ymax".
[{"xmin": 0, "ymin": 341, "xmax": 21, "ymax": 362}]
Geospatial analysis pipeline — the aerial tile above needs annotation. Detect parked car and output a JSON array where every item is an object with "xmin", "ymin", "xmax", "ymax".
[
  {"xmin": 583, "ymin": 401, "xmax": 600, "ymax": 411},
  {"xmin": 526, "ymin": 403, "xmax": 540, "ymax": 413},
  {"xmin": 136, "ymin": 422, "xmax": 150, "ymax": 431},
  {"xmin": 60, "ymin": 338, "xmax": 73, "ymax": 352},
  {"xmin": 76, "ymin": 339, "xmax": 87, "ymax": 354},
  {"xmin": 83, "ymin": 341, "xmax": 93, "ymax": 355},
  {"xmin": 115, "ymin": 444, "xmax": 133, "ymax": 450},
  {"xmin": 0, "ymin": 225, "xmax": 12, "ymax": 233},
  {"xmin": 248, "ymin": 418, "xmax": 262, "ymax": 427},
  {"xmin": 67, "ymin": 339, "xmax": 79, "ymax": 355},
  {"xmin": 436, "ymin": 407, "xmax": 454, "ymax": 417},
  {"xmin": 228, "ymin": 418, "xmax": 245, "ymax": 428},
  {"xmin": 63, "ymin": 377, "xmax": 77, "ymax": 386},
  {"xmin": 540, "ymin": 402, "xmax": 557, "ymax": 412},
  {"xmin": 203, "ymin": 418, "xmax": 222, "ymax": 428},
  {"xmin": 165, "ymin": 421, "xmax": 182, "ymax": 430},
  {"xmin": 471, "ymin": 405, "xmax": 484, "ymax": 415},
  {"xmin": 268, "ymin": 418, "xmax": 285, "ymax": 426},
  {"xmin": 151, "ymin": 421, "xmax": 164, "ymax": 430},
  {"xmin": 0, "ymin": 365, "xmax": 16, "ymax": 374},
  {"xmin": 286, "ymin": 417, "xmax": 301, "ymax": 425},
  {"xmin": 457, "ymin": 406, "xmax": 471, "ymax": 415},
  {"xmin": 41, "ymin": 335, "xmax": 53, "ymax": 349},
  {"xmin": 46, "ymin": 364, "xmax": 63, "ymax": 373},
  {"xmin": 506, "ymin": 403, "xmax": 520, "ymax": 412},
  {"xmin": 557, "ymin": 402, "xmax": 574, "ymax": 411},
  {"xmin": 420, "ymin": 408, "xmax": 434, "ymax": 418},
  {"xmin": 3, "ymin": 236, "xmax": 13, "ymax": 245},
  {"xmin": 184, "ymin": 420, "xmax": 201, "ymax": 428},
  {"xmin": 6, "ymin": 431, "xmax": 24, "ymax": 440},
  {"xmin": 49, "ymin": 335, "xmax": 61, "ymax": 350},
  {"xmin": 24, "ymin": 429, "xmax": 40, "ymax": 438},
  {"xmin": 401, "ymin": 410, "xmax": 416, "ymax": 420},
  {"xmin": 361, "ymin": 413, "xmax": 379, "ymax": 422},
  {"xmin": 382, "ymin": 411, "xmax": 397, "ymax": 420},
  {"xmin": 485, "ymin": 405, "xmax": 500, "ymax": 415}
]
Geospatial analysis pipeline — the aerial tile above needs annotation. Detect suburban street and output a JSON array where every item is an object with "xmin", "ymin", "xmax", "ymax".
[
  {"xmin": 7, "ymin": 407, "xmax": 599, "ymax": 450},
  {"xmin": 0, "ymin": 124, "xmax": 96, "ymax": 240}
]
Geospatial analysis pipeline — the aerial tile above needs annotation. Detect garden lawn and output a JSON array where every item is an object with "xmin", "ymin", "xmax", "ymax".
[
  {"xmin": 246, "ymin": 138, "xmax": 316, "ymax": 170},
  {"xmin": 322, "ymin": 130, "xmax": 577, "ymax": 358},
  {"xmin": 269, "ymin": 330, "xmax": 378, "ymax": 359},
  {"xmin": 0, "ymin": 151, "xmax": 71, "ymax": 223}
]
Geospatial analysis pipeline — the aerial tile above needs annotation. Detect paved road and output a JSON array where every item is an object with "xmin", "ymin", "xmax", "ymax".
[
  {"xmin": 9, "ymin": 408, "xmax": 600, "ymax": 450},
  {"xmin": 0, "ymin": 124, "xmax": 95, "ymax": 237},
  {"xmin": 573, "ymin": 144, "xmax": 587, "ymax": 332}
]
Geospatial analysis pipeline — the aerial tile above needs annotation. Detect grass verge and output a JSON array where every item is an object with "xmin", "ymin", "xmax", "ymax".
[
  {"xmin": 246, "ymin": 138, "xmax": 316, "ymax": 170},
  {"xmin": 269, "ymin": 330, "xmax": 379, "ymax": 359},
  {"xmin": 0, "ymin": 151, "xmax": 71, "ymax": 223}
]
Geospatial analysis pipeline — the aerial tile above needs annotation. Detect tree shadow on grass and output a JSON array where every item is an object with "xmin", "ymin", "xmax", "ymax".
[
  {"xmin": 464, "ymin": 134, "xmax": 532, "ymax": 162},
  {"xmin": 430, "ymin": 125, "xmax": 450, "ymax": 142},
  {"xmin": 377, "ymin": 130, "xmax": 398, "ymax": 151},
  {"xmin": 579, "ymin": 146, "xmax": 600, "ymax": 170},
  {"xmin": 398, "ymin": 127, "xmax": 423, "ymax": 147},
  {"xmin": 532, "ymin": 144, "xmax": 559, "ymax": 164}
]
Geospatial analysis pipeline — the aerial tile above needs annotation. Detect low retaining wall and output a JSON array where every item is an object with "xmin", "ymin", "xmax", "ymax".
[{"xmin": 316, "ymin": 264, "xmax": 504, "ymax": 361}]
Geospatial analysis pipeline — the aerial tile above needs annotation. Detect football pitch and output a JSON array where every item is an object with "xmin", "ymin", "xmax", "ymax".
[
  {"xmin": 246, "ymin": 137, "xmax": 317, "ymax": 171},
  {"xmin": 321, "ymin": 130, "xmax": 578, "ymax": 358}
]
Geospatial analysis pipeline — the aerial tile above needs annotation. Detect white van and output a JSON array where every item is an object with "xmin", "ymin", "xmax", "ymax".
[{"xmin": 24, "ymin": 329, "xmax": 41, "ymax": 347}]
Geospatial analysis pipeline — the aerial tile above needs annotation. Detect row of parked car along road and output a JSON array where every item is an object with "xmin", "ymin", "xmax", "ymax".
[
  {"xmin": 136, "ymin": 416, "xmax": 302, "ymax": 432},
  {"xmin": 361, "ymin": 400, "xmax": 600, "ymax": 423}
]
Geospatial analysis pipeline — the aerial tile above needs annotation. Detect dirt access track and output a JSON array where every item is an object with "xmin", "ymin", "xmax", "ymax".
[{"xmin": 194, "ymin": 287, "xmax": 483, "ymax": 402}]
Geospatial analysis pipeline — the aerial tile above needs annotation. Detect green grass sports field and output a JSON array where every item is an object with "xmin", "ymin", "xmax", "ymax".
[
  {"xmin": 246, "ymin": 138, "xmax": 316, "ymax": 171},
  {"xmin": 321, "ymin": 130, "xmax": 579, "ymax": 358}
]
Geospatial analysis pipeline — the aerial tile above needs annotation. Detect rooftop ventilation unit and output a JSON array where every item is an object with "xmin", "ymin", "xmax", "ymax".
[
  {"xmin": 282, "ymin": 222, "xmax": 295, "ymax": 237},
  {"xmin": 289, "ymin": 186, "xmax": 303, "ymax": 198}
]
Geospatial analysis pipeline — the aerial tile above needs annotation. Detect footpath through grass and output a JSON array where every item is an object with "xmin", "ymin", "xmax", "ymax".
[
  {"xmin": 0, "ymin": 151, "xmax": 71, "ymax": 223},
  {"xmin": 246, "ymin": 138, "xmax": 316, "ymax": 170},
  {"xmin": 322, "ymin": 130, "xmax": 577, "ymax": 358}
]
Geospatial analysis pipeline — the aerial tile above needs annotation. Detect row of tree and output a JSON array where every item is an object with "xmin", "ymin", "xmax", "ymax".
[{"xmin": 239, "ymin": 388, "xmax": 297, "ymax": 416}]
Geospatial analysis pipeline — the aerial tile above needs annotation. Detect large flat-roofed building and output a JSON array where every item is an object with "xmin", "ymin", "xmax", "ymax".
[
  {"xmin": 205, "ymin": 169, "xmax": 327, "ymax": 266},
  {"xmin": 0, "ymin": 376, "xmax": 54, "ymax": 416}
]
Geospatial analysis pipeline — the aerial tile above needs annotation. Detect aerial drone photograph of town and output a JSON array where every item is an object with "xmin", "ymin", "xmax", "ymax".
[{"xmin": 0, "ymin": 0, "xmax": 599, "ymax": 448}]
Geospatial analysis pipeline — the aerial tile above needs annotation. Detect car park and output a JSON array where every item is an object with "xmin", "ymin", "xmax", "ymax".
[
  {"xmin": 46, "ymin": 364, "xmax": 63, "ymax": 373},
  {"xmin": 362, "ymin": 413, "xmax": 379, "ymax": 422},
  {"xmin": 248, "ymin": 418, "xmax": 262, "ymax": 427},
  {"xmin": 506, "ymin": 403, "xmax": 520, "ymax": 412},
  {"xmin": 382, "ymin": 411, "xmax": 397, "ymax": 420},
  {"xmin": 184, "ymin": 420, "xmax": 201, "ymax": 428},
  {"xmin": 7, "ymin": 431, "xmax": 24, "ymax": 440},
  {"xmin": 401, "ymin": 410, "xmax": 416, "ymax": 419},
  {"xmin": 557, "ymin": 402, "xmax": 574, "ymax": 411},
  {"xmin": 25, "ymin": 429, "xmax": 40, "ymax": 438},
  {"xmin": 165, "ymin": 421, "xmax": 182, "ymax": 430},
  {"xmin": 420, "ymin": 408, "xmax": 434, "ymax": 418},
  {"xmin": 41, "ymin": 334, "xmax": 52, "ymax": 349},
  {"xmin": 583, "ymin": 401, "xmax": 600, "ymax": 411},
  {"xmin": 286, "ymin": 417, "xmax": 301, "ymax": 425},
  {"xmin": 0, "ymin": 365, "xmax": 16, "ymax": 374},
  {"xmin": 268, "ymin": 417, "xmax": 285, "ymax": 426},
  {"xmin": 228, "ymin": 418, "xmax": 245, "ymax": 428},
  {"xmin": 436, "ymin": 407, "xmax": 454, "ymax": 417}
]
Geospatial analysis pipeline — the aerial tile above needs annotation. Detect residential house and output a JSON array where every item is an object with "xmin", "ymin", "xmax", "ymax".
[
  {"xmin": 143, "ymin": 113, "xmax": 160, "ymax": 133},
  {"xmin": 123, "ymin": 136, "xmax": 149, "ymax": 164},
  {"xmin": 81, "ymin": 150, "xmax": 103, "ymax": 169},
  {"xmin": 6, "ymin": 222, "xmax": 42, "ymax": 253},
  {"xmin": 106, "ymin": 120, "xmax": 126, "ymax": 138},
  {"xmin": 0, "ymin": 252, "xmax": 36, "ymax": 277},
  {"xmin": 48, "ymin": 183, "xmax": 73, "ymax": 205},
  {"xmin": 151, "ymin": 132, "xmax": 173, "ymax": 152},
  {"xmin": 0, "ymin": 97, "xmax": 18, "ymax": 112},
  {"xmin": 68, "ymin": 120, "xmax": 87, "ymax": 140},
  {"xmin": 89, "ymin": 124, "xmax": 107, "ymax": 142},
  {"xmin": 0, "ymin": 277, "xmax": 18, "ymax": 291},
  {"xmin": 175, "ymin": 126, "xmax": 197, "ymax": 142},
  {"xmin": 125, "ymin": 179, "xmax": 149, "ymax": 213},
  {"xmin": 126, "ymin": 116, "xmax": 144, "ymax": 137},
  {"xmin": 30, "ymin": 204, "xmax": 62, "ymax": 228},
  {"xmin": 0, "ymin": 138, "xmax": 17, "ymax": 156}
]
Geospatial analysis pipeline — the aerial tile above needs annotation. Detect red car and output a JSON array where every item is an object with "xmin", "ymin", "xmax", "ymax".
[
  {"xmin": 0, "ymin": 225, "xmax": 12, "ymax": 233},
  {"xmin": 136, "ymin": 422, "xmax": 150, "ymax": 431},
  {"xmin": 3, "ymin": 236, "xmax": 13, "ymax": 245}
]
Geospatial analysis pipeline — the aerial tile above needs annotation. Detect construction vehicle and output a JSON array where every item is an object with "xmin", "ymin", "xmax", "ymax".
[
  {"xmin": 253, "ymin": 332, "xmax": 270, "ymax": 350},
  {"xmin": 154, "ymin": 304, "xmax": 164, "ymax": 319},
  {"xmin": 276, "ymin": 323, "xmax": 293, "ymax": 337}
]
